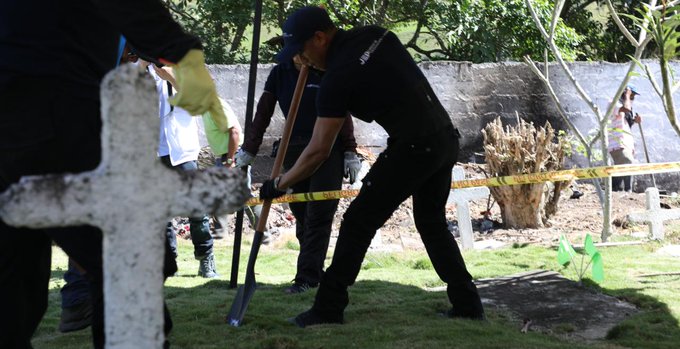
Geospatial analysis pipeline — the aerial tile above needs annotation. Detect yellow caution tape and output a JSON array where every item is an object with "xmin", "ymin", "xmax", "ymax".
[{"xmin": 245, "ymin": 161, "xmax": 680, "ymax": 206}]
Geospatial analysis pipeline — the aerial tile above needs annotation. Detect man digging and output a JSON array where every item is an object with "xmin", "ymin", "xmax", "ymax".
[{"xmin": 259, "ymin": 6, "xmax": 485, "ymax": 327}]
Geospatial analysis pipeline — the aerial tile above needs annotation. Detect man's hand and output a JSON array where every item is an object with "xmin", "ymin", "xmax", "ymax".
[
  {"xmin": 234, "ymin": 148, "xmax": 255, "ymax": 168},
  {"xmin": 634, "ymin": 113, "xmax": 642, "ymax": 124},
  {"xmin": 168, "ymin": 49, "xmax": 218, "ymax": 115},
  {"xmin": 260, "ymin": 177, "xmax": 286, "ymax": 200},
  {"xmin": 344, "ymin": 151, "xmax": 362, "ymax": 184}
]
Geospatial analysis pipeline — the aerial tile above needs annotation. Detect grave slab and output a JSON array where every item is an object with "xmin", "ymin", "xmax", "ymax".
[{"xmin": 430, "ymin": 270, "xmax": 637, "ymax": 340}]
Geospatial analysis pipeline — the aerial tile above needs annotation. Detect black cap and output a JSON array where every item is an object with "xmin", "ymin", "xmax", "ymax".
[{"xmin": 276, "ymin": 6, "xmax": 334, "ymax": 62}]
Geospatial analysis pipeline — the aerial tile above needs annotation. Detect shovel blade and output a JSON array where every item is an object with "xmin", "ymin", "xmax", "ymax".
[
  {"xmin": 226, "ymin": 281, "xmax": 257, "ymax": 327},
  {"xmin": 226, "ymin": 286, "xmax": 246, "ymax": 326},
  {"xmin": 226, "ymin": 230, "xmax": 264, "ymax": 326}
]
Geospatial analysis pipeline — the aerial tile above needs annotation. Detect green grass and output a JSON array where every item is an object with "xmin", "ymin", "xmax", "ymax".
[{"xmin": 33, "ymin": 238, "xmax": 680, "ymax": 348}]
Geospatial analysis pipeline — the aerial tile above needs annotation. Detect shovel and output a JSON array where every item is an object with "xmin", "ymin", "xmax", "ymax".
[
  {"xmin": 227, "ymin": 64, "xmax": 309, "ymax": 327},
  {"xmin": 636, "ymin": 114, "xmax": 657, "ymax": 188}
]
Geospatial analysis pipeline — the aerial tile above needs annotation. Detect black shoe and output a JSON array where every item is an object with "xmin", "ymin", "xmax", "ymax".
[
  {"xmin": 570, "ymin": 190, "xmax": 584, "ymax": 199},
  {"xmin": 284, "ymin": 281, "xmax": 317, "ymax": 294},
  {"xmin": 59, "ymin": 301, "xmax": 93, "ymax": 333},
  {"xmin": 197, "ymin": 253, "xmax": 219, "ymax": 278},
  {"xmin": 288, "ymin": 309, "xmax": 343, "ymax": 328},
  {"xmin": 444, "ymin": 308, "xmax": 487, "ymax": 321}
]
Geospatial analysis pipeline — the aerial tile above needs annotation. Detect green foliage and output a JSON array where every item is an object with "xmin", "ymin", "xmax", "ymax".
[
  {"xmin": 624, "ymin": 2, "xmax": 680, "ymax": 61},
  {"xmin": 601, "ymin": 0, "xmax": 655, "ymax": 62},
  {"xmin": 163, "ymin": 0, "xmax": 252, "ymax": 64},
  {"xmin": 284, "ymin": 239, "xmax": 299, "ymax": 251},
  {"xmin": 558, "ymin": 129, "xmax": 605, "ymax": 163},
  {"xmin": 404, "ymin": 0, "xmax": 582, "ymax": 62},
  {"xmin": 558, "ymin": 1, "xmax": 608, "ymax": 60},
  {"xmin": 410, "ymin": 257, "xmax": 434, "ymax": 270},
  {"xmin": 160, "ymin": 1, "xmax": 673, "ymax": 64}
]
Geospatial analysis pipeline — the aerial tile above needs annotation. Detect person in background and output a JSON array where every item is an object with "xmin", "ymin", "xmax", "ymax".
[
  {"xmin": 203, "ymin": 97, "xmax": 241, "ymax": 169},
  {"xmin": 144, "ymin": 60, "xmax": 221, "ymax": 278},
  {"xmin": 608, "ymin": 85, "xmax": 642, "ymax": 192},
  {"xmin": 235, "ymin": 52, "xmax": 361, "ymax": 294},
  {"xmin": 259, "ymin": 6, "xmax": 484, "ymax": 326},
  {"xmin": 0, "ymin": 1, "xmax": 223, "ymax": 347},
  {"xmin": 57, "ymin": 41, "xmax": 141, "ymax": 335}
]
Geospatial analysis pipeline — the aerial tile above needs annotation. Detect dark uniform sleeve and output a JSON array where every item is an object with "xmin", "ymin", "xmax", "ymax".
[
  {"xmin": 241, "ymin": 67, "xmax": 280, "ymax": 154},
  {"xmin": 91, "ymin": 0, "xmax": 201, "ymax": 63},
  {"xmin": 241, "ymin": 92, "xmax": 277, "ymax": 155},
  {"xmin": 338, "ymin": 114, "xmax": 357, "ymax": 152}
]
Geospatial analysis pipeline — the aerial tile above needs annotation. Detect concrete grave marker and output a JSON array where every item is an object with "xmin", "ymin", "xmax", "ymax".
[
  {"xmin": 628, "ymin": 187, "xmax": 680, "ymax": 240},
  {"xmin": 0, "ymin": 64, "xmax": 249, "ymax": 349},
  {"xmin": 447, "ymin": 166, "xmax": 490, "ymax": 250}
]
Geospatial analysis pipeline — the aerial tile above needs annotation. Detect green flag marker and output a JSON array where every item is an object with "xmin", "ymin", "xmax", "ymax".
[
  {"xmin": 591, "ymin": 252, "xmax": 604, "ymax": 282},
  {"xmin": 557, "ymin": 234, "xmax": 576, "ymax": 265},
  {"xmin": 584, "ymin": 234, "xmax": 598, "ymax": 257}
]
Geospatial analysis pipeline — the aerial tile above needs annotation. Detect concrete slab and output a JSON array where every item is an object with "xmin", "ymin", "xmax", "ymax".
[{"xmin": 477, "ymin": 270, "xmax": 637, "ymax": 340}]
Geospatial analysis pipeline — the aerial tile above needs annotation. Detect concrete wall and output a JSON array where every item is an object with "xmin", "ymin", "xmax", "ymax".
[{"xmin": 208, "ymin": 61, "xmax": 680, "ymax": 191}]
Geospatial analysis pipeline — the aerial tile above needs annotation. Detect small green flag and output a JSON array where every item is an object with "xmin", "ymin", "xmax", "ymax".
[
  {"xmin": 557, "ymin": 235, "xmax": 576, "ymax": 266},
  {"xmin": 584, "ymin": 234, "xmax": 598, "ymax": 257},
  {"xmin": 591, "ymin": 252, "xmax": 604, "ymax": 282}
]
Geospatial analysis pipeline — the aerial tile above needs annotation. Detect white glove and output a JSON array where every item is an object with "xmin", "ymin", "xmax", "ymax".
[
  {"xmin": 234, "ymin": 148, "xmax": 255, "ymax": 168},
  {"xmin": 344, "ymin": 151, "xmax": 362, "ymax": 184}
]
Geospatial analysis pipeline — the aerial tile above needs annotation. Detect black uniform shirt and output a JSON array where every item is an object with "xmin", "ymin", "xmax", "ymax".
[
  {"xmin": 0, "ymin": 0, "xmax": 200, "ymax": 149},
  {"xmin": 264, "ymin": 61, "xmax": 323, "ymax": 141},
  {"xmin": 317, "ymin": 26, "xmax": 452, "ymax": 139},
  {"xmin": 0, "ymin": 0, "xmax": 200, "ymax": 100}
]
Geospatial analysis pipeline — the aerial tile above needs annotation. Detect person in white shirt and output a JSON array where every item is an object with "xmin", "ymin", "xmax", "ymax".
[{"xmin": 142, "ymin": 60, "xmax": 219, "ymax": 278}]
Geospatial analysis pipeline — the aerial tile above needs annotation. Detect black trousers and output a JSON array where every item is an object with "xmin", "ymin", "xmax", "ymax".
[
  {"xmin": 283, "ymin": 143, "xmax": 344, "ymax": 285},
  {"xmin": 311, "ymin": 126, "xmax": 483, "ymax": 320},
  {"xmin": 0, "ymin": 77, "xmax": 175, "ymax": 349}
]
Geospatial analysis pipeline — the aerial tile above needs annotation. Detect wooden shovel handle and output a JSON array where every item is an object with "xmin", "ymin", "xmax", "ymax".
[{"xmin": 255, "ymin": 65, "xmax": 309, "ymax": 233}]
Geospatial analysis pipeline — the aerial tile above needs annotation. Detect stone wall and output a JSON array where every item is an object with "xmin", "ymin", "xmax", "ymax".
[{"xmin": 208, "ymin": 61, "xmax": 680, "ymax": 191}]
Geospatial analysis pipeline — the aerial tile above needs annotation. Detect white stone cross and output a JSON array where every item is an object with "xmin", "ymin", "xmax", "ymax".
[
  {"xmin": 0, "ymin": 64, "xmax": 249, "ymax": 349},
  {"xmin": 627, "ymin": 187, "xmax": 680, "ymax": 240},
  {"xmin": 447, "ymin": 166, "xmax": 490, "ymax": 250}
]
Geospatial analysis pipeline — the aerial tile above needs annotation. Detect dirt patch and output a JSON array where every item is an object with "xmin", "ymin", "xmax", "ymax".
[
  {"xmin": 430, "ymin": 270, "xmax": 638, "ymax": 341},
  {"xmin": 205, "ymin": 147, "xmax": 680, "ymax": 250}
]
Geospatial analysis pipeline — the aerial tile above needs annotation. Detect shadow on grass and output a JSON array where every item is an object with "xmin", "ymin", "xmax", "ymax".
[
  {"xmin": 581, "ymin": 278, "xmax": 680, "ymax": 349},
  {"xmin": 32, "ymin": 272, "xmax": 680, "ymax": 349},
  {"xmin": 161, "ymin": 277, "xmax": 678, "ymax": 349}
]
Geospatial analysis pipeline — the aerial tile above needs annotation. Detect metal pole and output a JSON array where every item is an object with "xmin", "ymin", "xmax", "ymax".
[{"xmin": 230, "ymin": 0, "xmax": 263, "ymax": 289}]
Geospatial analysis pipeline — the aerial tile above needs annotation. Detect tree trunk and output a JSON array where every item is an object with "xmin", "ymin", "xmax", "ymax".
[
  {"xmin": 491, "ymin": 183, "xmax": 545, "ymax": 229},
  {"xmin": 483, "ymin": 117, "xmax": 567, "ymax": 229}
]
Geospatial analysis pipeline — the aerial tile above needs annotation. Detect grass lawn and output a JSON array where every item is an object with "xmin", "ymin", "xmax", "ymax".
[{"xmin": 33, "ymin": 236, "xmax": 680, "ymax": 349}]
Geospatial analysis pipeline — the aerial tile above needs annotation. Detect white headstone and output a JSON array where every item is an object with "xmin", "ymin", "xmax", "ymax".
[
  {"xmin": 0, "ymin": 64, "xmax": 249, "ymax": 349},
  {"xmin": 627, "ymin": 187, "xmax": 680, "ymax": 240},
  {"xmin": 447, "ymin": 166, "xmax": 490, "ymax": 250}
]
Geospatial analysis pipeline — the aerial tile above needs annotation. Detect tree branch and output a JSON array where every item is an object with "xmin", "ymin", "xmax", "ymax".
[
  {"xmin": 549, "ymin": 0, "xmax": 566, "ymax": 42},
  {"xmin": 605, "ymin": 0, "xmax": 639, "ymax": 46},
  {"xmin": 643, "ymin": 62, "xmax": 664, "ymax": 97}
]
